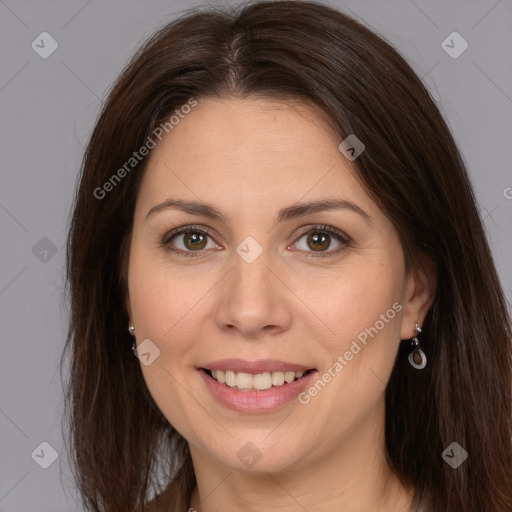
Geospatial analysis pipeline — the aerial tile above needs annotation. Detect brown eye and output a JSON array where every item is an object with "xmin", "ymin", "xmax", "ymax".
[
  {"xmin": 180, "ymin": 232, "xmax": 208, "ymax": 250},
  {"xmin": 305, "ymin": 232, "xmax": 331, "ymax": 252},
  {"xmin": 163, "ymin": 226, "xmax": 219, "ymax": 256},
  {"xmin": 292, "ymin": 225, "xmax": 350, "ymax": 258}
]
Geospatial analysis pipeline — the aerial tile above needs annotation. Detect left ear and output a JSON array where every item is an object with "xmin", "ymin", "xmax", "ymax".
[{"xmin": 400, "ymin": 256, "xmax": 437, "ymax": 340}]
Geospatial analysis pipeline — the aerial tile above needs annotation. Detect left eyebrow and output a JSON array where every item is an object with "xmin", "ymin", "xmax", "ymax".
[{"xmin": 276, "ymin": 198, "xmax": 373, "ymax": 225}]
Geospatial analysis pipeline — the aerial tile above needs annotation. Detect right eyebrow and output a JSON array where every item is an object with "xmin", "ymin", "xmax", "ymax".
[{"xmin": 146, "ymin": 198, "xmax": 227, "ymax": 222}]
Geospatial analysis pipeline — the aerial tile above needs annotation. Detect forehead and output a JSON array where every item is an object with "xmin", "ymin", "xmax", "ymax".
[
  {"xmin": 136, "ymin": 97, "xmax": 373, "ymax": 219},
  {"xmin": 154, "ymin": 98, "xmax": 339, "ymax": 166}
]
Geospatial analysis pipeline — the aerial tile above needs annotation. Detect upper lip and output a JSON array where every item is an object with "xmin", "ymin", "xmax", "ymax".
[{"xmin": 200, "ymin": 358, "xmax": 315, "ymax": 374}]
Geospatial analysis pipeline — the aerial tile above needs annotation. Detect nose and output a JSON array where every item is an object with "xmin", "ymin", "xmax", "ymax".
[{"xmin": 214, "ymin": 250, "xmax": 293, "ymax": 339}]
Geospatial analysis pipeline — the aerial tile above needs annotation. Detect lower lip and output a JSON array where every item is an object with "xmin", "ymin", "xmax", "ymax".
[{"xmin": 198, "ymin": 369, "xmax": 317, "ymax": 413}]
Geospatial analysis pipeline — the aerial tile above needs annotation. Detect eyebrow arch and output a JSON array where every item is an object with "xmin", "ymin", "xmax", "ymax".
[{"xmin": 145, "ymin": 198, "xmax": 372, "ymax": 225}]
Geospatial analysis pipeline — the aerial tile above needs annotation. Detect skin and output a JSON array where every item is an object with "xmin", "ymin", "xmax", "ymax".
[{"xmin": 125, "ymin": 97, "xmax": 435, "ymax": 512}]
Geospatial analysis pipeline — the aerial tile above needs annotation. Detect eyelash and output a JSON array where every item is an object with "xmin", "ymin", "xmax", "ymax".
[{"xmin": 161, "ymin": 224, "xmax": 351, "ymax": 259}]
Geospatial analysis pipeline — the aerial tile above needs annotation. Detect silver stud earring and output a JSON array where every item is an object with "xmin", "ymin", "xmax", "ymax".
[{"xmin": 408, "ymin": 323, "xmax": 427, "ymax": 370}]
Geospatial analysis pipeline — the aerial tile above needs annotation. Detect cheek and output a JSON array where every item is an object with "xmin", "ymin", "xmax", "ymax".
[
  {"xmin": 294, "ymin": 255, "xmax": 404, "ymax": 407},
  {"xmin": 295, "ymin": 275, "xmax": 403, "ymax": 450},
  {"xmin": 128, "ymin": 247, "xmax": 209, "ymax": 345},
  {"xmin": 293, "ymin": 255, "xmax": 404, "ymax": 348},
  {"xmin": 128, "ymin": 256, "xmax": 203, "ymax": 436}
]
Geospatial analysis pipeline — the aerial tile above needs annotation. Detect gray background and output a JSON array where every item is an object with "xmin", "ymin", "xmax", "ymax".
[{"xmin": 1, "ymin": 0, "xmax": 511, "ymax": 510}]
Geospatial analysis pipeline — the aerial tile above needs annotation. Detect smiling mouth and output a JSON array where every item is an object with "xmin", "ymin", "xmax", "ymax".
[{"xmin": 202, "ymin": 368, "xmax": 315, "ymax": 391}]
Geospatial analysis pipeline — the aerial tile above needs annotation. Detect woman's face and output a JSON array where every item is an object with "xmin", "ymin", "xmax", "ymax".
[{"xmin": 126, "ymin": 97, "xmax": 430, "ymax": 473}]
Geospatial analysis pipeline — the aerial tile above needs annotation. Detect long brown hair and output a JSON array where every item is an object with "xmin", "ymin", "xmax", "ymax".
[{"xmin": 61, "ymin": 1, "xmax": 512, "ymax": 510}]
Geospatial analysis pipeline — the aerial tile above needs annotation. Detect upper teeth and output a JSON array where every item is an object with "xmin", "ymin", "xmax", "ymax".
[{"xmin": 210, "ymin": 370, "xmax": 305, "ymax": 391}]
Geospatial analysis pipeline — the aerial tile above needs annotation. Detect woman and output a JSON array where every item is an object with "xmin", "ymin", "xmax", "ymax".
[{"xmin": 61, "ymin": 1, "xmax": 512, "ymax": 511}]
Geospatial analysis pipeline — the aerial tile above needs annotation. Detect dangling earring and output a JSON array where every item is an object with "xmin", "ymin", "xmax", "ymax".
[
  {"xmin": 128, "ymin": 323, "xmax": 136, "ymax": 351},
  {"xmin": 408, "ymin": 323, "xmax": 426, "ymax": 369}
]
